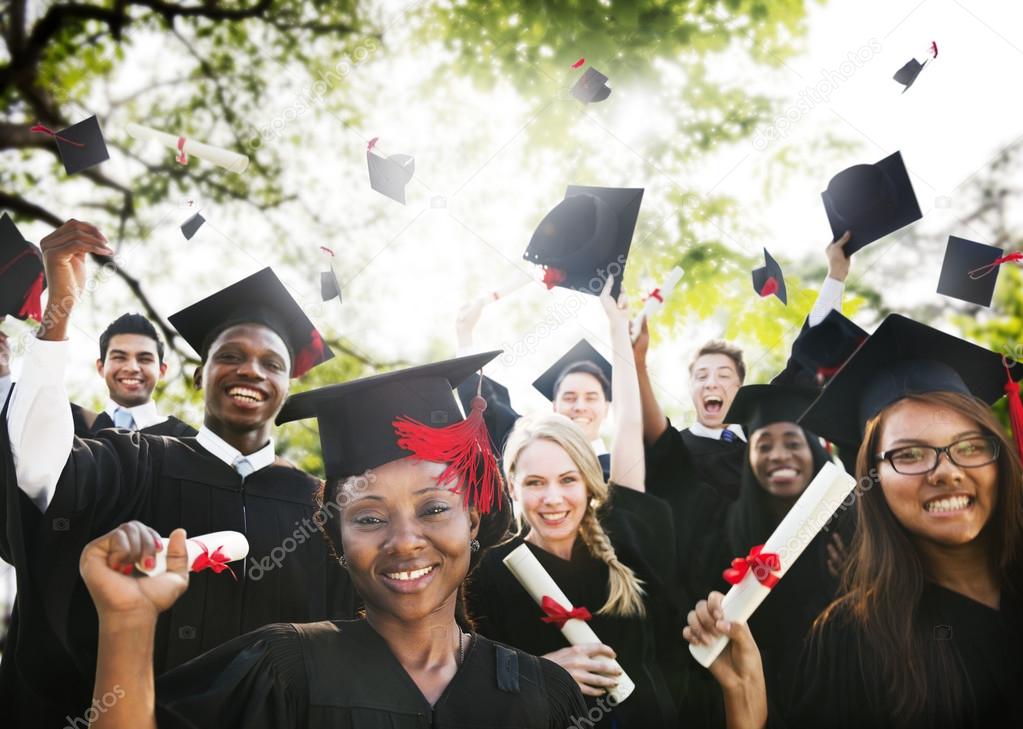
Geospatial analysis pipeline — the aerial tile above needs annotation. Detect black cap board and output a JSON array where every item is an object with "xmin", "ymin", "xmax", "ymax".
[
  {"xmin": 367, "ymin": 151, "xmax": 415, "ymax": 204},
  {"xmin": 936, "ymin": 236, "xmax": 1005, "ymax": 307},
  {"xmin": 799, "ymin": 313, "xmax": 1021, "ymax": 446},
  {"xmin": 321, "ymin": 264, "xmax": 341, "ymax": 302},
  {"xmin": 571, "ymin": 67, "xmax": 611, "ymax": 104},
  {"xmin": 0, "ymin": 213, "xmax": 46, "ymax": 320},
  {"xmin": 276, "ymin": 351, "xmax": 501, "ymax": 479},
  {"xmin": 54, "ymin": 116, "xmax": 110, "ymax": 175},
  {"xmin": 531, "ymin": 338, "xmax": 612, "ymax": 402},
  {"xmin": 724, "ymin": 384, "xmax": 820, "ymax": 434},
  {"xmin": 751, "ymin": 247, "xmax": 787, "ymax": 304},
  {"xmin": 180, "ymin": 212, "xmax": 205, "ymax": 241},
  {"xmin": 893, "ymin": 58, "xmax": 926, "ymax": 92},
  {"xmin": 169, "ymin": 267, "xmax": 333, "ymax": 378},
  {"xmin": 791, "ymin": 309, "xmax": 868, "ymax": 381},
  {"xmin": 523, "ymin": 185, "xmax": 643, "ymax": 298},
  {"xmin": 821, "ymin": 151, "xmax": 922, "ymax": 256}
]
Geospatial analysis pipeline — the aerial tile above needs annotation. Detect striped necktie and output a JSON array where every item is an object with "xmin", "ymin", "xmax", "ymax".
[{"xmin": 720, "ymin": 429, "xmax": 737, "ymax": 443}]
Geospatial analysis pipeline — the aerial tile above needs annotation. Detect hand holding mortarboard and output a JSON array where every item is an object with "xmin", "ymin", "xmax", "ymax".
[
  {"xmin": 36, "ymin": 220, "xmax": 113, "ymax": 340},
  {"xmin": 824, "ymin": 231, "xmax": 852, "ymax": 282}
]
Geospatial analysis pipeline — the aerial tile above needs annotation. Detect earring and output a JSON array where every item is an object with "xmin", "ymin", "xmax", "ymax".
[
  {"xmin": 470, "ymin": 539, "xmax": 480, "ymax": 553},
  {"xmin": 339, "ymin": 553, "xmax": 348, "ymax": 568}
]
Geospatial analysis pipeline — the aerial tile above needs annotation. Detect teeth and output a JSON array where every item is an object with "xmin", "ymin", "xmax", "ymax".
[
  {"xmin": 386, "ymin": 566, "xmax": 434, "ymax": 581},
  {"xmin": 540, "ymin": 511, "xmax": 569, "ymax": 522},
  {"xmin": 925, "ymin": 495, "xmax": 972, "ymax": 513},
  {"xmin": 770, "ymin": 468, "xmax": 798, "ymax": 478},
  {"xmin": 228, "ymin": 386, "xmax": 265, "ymax": 402}
]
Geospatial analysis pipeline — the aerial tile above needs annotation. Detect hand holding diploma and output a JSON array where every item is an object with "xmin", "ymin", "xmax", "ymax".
[
  {"xmin": 136, "ymin": 530, "xmax": 249, "ymax": 578},
  {"xmin": 631, "ymin": 266, "xmax": 684, "ymax": 343},
  {"xmin": 503, "ymin": 544, "xmax": 636, "ymax": 703},
  {"xmin": 126, "ymin": 122, "xmax": 249, "ymax": 174}
]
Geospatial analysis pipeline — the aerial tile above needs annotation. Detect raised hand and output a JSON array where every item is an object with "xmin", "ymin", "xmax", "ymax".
[
  {"xmin": 455, "ymin": 297, "xmax": 487, "ymax": 350},
  {"xmin": 80, "ymin": 522, "xmax": 189, "ymax": 623},
  {"xmin": 39, "ymin": 219, "xmax": 112, "ymax": 300},
  {"xmin": 543, "ymin": 642, "xmax": 621, "ymax": 697},
  {"xmin": 599, "ymin": 276, "xmax": 630, "ymax": 335},
  {"xmin": 825, "ymin": 230, "xmax": 852, "ymax": 282}
]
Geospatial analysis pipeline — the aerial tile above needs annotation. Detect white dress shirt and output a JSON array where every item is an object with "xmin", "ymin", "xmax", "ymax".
[
  {"xmin": 0, "ymin": 375, "xmax": 11, "ymax": 409},
  {"xmin": 195, "ymin": 426, "xmax": 276, "ymax": 472},
  {"xmin": 103, "ymin": 398, "xmax": 168, "ymax": 431},
  {"xmin": 590, "ymin": 438, "xmax": 609, "ymax": 457},
  {"xmin": 689, "ymin": 421, "xmax": 747, "ymax": 443}
]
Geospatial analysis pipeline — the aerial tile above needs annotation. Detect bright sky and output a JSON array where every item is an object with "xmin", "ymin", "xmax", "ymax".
[{"xmin": 9, "ymin": 0, "xmax": 1023, "ymax": 435}]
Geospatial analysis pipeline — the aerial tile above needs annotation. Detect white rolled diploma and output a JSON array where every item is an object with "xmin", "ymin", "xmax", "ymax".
[
  {"xmin": 689, "ymin": 461, "xmax": 856, "ymax": 668},
  {"xmin": 631, "ymin": 266, "xmax": 684, "ymax": 342},
  {"xmin": 503, "ymin": 543, "xmax": 636, "ymax": 704},
  {"xmin": 126, "ymin": 123, "xmax": 249, "ymax": 174},
  {"xmin": 136, "ymin": 531, "xmax": 249, "ymax": 577}
]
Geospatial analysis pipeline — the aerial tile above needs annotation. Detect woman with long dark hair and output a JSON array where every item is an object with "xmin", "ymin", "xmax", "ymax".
[
  {"xmin": 684, "ymin": 315, "xmax": 1023, "ymax": 729},
  {"xmin": 78, "ymin": 353, "xmax": 587, "ymax": 728}
]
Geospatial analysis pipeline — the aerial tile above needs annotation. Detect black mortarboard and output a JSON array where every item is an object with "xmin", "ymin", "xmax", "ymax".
[
  {"xmin": 320, "ymin": 264, "xmax": 342, "ymax": 302},
  {"xmin": 180, "ymin": 212, "xmax": 205, "ymax": 240},
  {"xmin": 531, "ymin": 339, "xmax": 613, "ymax": 402},
  {"xmin": 169, "ymin": 267, "xmax": 334, "ymax": 378},
  {"xmin": 791, "ymin": 310, "xmax": 868, "ymax": 382},
  {"xmin": 523, "ymin": 185, "xmax": 643, "ymax": 298},
  {"xmin": 724, "ymin": 384, "xmax": 820, "ymax": 434},
  {"xmin": 276, "ymin": 352, "xmax": 503, "ymax": 515},
  {"xmin": 893, "ymin": 58, "xmax": 926, "ymax": 92},
  {"xmin": 936, "ymin": 236, "xmax": 1005, "ymax": 307},
  {"xmin": 821, "ymin": 151, "xmax": 922, "ymax": 256},
  {"xmin": 800, "ymin": 314, "xmax": 1022, "ymax": 446},
  {"xmin": 751, "ymin": 247, "xmax": 787, "ymax": 304},
  {"xmin": 367, "ymin": 151, "xmax": 415, "ymax": 204},
  {"xmin": 0, "ymin": 213, "xmax": 46, "ymax": 321},
  {"xmin": 570, "ymin": 67, "xmax": 612, "ymax": 104},
  {"xmin": 53, "ymin": 116, "xmax": 110, "ymax": 175}
]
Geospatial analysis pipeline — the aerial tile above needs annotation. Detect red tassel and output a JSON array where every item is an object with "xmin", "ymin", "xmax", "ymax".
[
  {"xmin": 293, "ymin": 329, "xmax": 325, "ymax": 377},
  {"xmin": 393, "ymin": 384, "xmax": 502, "ymax": 514},
  {"xmin": 542, "ymin": 266, "xmax": 566, "ymax": 290},
  {"xmin": 17, "ymin": 272, "xmax": 44, "ymax": 322},
  {"xmin": 1005, "ymin": 363, "xmax": 1023, "ymax": 463}
]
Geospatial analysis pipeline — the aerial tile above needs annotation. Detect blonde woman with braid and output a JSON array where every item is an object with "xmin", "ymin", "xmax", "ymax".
[{"xmin": 466, "ymin": 279, "xmax": 681, "ymax": 728}]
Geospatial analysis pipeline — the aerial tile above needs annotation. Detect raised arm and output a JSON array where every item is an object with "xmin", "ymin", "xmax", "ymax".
[
  {"xmin": 631, "ymin": 318, "xmax": 668, "ymax": 444},
  {"xmin": 6, "ymin": 220, "xmax": 113, "ymax": 511},
  {"xmin": 808, "ymin": 231, "xmax": 851, "ymax": 327},
  {"xmin": 81, "ymin": 523, "xmax": 189, "ymax": 729},
  {"xmin": 600, "ymin": 278, "xmax": 645, "ymax": 492}
]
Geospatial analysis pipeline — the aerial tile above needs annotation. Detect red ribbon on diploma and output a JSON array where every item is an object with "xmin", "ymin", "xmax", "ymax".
[
  {"xmin": 647, "ymin": 287, "xmax": 663, "ymax": 303},
  {"xmin": 192, "ymin": 542, "xmax": 236, "ymax": 579},
  {"xmin": 723, "ymin": 544, "xmax": 781, "ymax": 589},
  {"xmin": 176, "ymin": 136, "xmax": 188, "ymax": 165},
  {"xmin": 540, "ymin": 595, "xmax": 593, "ymax": 628}
]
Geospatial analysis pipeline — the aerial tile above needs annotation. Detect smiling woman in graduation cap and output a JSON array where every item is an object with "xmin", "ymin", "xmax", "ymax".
[
  {"xmin": 78, "ymin": 352, "xmax": 587, "ymax": 729},
  {"xmin": 0, "ymin": 221, "xmax": 353, "ymax": 728},
  {"xmin": 684, "ymin": 314, "xmax": 1023, "ymax": 729}
]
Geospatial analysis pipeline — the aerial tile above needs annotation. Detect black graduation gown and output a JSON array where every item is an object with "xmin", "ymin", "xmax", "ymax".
[
  {"xmin": 465, "ymin": 485, "xmax": 681, "ymax": 729},
  {"xmin": 70, "ymin": 402, "xmax": 199, "ymax": 438},
  {"xmin": 0, "ymin": 422, "xmax": 357, "ymax": 729},
  {"xmin": 457, "ymin": 375, "xmax": 611, "ymax": 481},
  {"xmin": 777, "ymin": 582, "xmax": 1023, "ymax": 729},
  {"xmin": 155, "ymin": 619, "xmax": 586, "ymax": 729},
  {"xmin": 645, "ymin": 420, "xmax": 746, "ymax": 504}
]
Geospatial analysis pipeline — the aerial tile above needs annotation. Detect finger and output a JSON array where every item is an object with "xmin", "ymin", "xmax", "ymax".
[
  {"xmin": 577, "ymin": 681, "xmax": 608, "ymax": 697},
  {"xmin": 166, "ymin": 528, "xmax": 189, "ymax": 578},
  {"xmin": 134, "ymin": 523, "xmax": 160, "ymax": 572},
  {"xmin": 832, "ymin": 230, "xmax": 852, "ymax": 248},
  {"xmin": 105, "ymin": 527, "xmax": 134, "ymax": 574},
  {"xmin": 579, "ymin": 669, "xmax": 619, "ymax": 688},
  {"xmin": 686, "ymin": 609, "xmax": 705, "ymax": 645},
  {"xmin": 694, "ymin": 600, "xmax": 719, "ymax": 637},
  {"xmin": 146, "ymin": 525, "xmax": 164, "ymax": 552},
  {"xmin": 601, "ymin": 275, "xmax": 614, "ymax": 297},
  {"xmin": 833, "ymin": 532, "xmax": 845, "ymax": 551},
  {"xmin": 707, "ymin": 591, "xmax": 725, "ymax": 618},
  {"xmin": 588, "ymin": 643, "xmax": 617, "ymax": 660},
  {"xmin": 46, "ymin": 235, "xmax": 114, "ymax": 257},
  {"xmin": 122, "ymin": 521, "xmax": 145, "ymax": 573}
]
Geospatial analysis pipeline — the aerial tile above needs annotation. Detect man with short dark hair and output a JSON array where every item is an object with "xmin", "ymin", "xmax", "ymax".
[{"xmin": 70, "ymin": 312, "xmax": 197, "ymax": 436}]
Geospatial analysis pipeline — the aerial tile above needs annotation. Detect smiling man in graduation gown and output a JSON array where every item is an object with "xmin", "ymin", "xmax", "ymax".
[{"xmin": 0, "ymin": 219, "xmax": 357, "ymax": 729}]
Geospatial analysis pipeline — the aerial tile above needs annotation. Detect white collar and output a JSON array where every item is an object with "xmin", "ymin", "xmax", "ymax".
[
  {"xmin": 689, "ymin": 421, "xmax": 747, "ymax": 442},
  {"xmin": 590, "ymin": 438, "xmax": 609, "ymax": 456},
  {"xmin": 196, "ymin": 426, "xmax": 276, "ymax": 472},
  {"xmin": 104, "ymin": 399, "xmax": 167, "ymax": 430}
]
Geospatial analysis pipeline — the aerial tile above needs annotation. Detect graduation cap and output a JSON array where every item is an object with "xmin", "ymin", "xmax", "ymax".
[
  {"xmin": 936, "ymin": 236, "xmax": 1008, "ymax": 307},
  {"xmin": 570, "ymin": 67, "xmax": 612, "ymax": 104},
  {"xmin": 0, "ymin": 213, "xmax": 46, "ymax": 321},
  {"xmin": 799, "ymin": 314, "xmax": 1023, "ymax": 453},
  {"xmin": 275, "ymin": 351, "xmax": 504, "ymax": 512},
  {"xmin": 751, "ymin": 248, "xmax": 787, "ymax": 304},
  {"xmin": 791, "ymin": 310, "xmax": 868, "ymax": 384},
  {"xmin": 318, "ymin": 246, "xmax": 342, "ymax": 303},
  {"xmin": 169, "ymin": 267, "xmax": 334, "ymax": 378},
  {"xmin": 31, "ymin": 116, "xmax": 110, "ymax": 175},
  {"xmin": 367, "ymin": 150, "xmax": 415, "ymax": 204},
  {"xmin": 532, "ymin": 339, "xmax": 612, "ymax": 402},
  {"xmin": 893, "ymin": 59, "xmax": 926, "ymax": 92},
  {"xmin": 821, "ymin": 151, "xmax": 922, "ymax": 256},
  {"xmin": 523, "ymin": 185, "xmax": 643, "ymax": 298},
  {"xmin": 724, "ymin": 384, "xmax": 820, "ymax": 434},
  {"xmin": 180, "ymin": 212, "xmax": 205, "ymax": 241}
]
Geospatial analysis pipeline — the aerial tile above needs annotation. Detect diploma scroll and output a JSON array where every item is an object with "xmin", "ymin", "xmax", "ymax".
[
  {"xmin": 504, "ymin": 544, "xmax": 636, "ymax": 703},
  {"xmin": 631, "ymin": 266, "xmax": 684, "ymax": 342},
  {"xmin": 478, "ymin": 278, "xmax": 531, "ymax": 307},
  {"xmin": 689, "ymin": 461, "xmax": 856, "ymax": 668},
  {"xmin": 126, "ymin": 123, "xmax": 249, "ymax": 174},
  {"xmin": 137, "ymin": 531, "xmax": 250, "ymax": 577}
]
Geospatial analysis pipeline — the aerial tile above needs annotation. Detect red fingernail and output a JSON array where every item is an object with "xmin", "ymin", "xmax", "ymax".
[
  {"xmin": 122, "ymin": 565, "xmax": 133, "ymax": 575},
  {"xmin": 143, "ymin": 557, "xmax": 155, "ymax": 569},
  {"xmin": 154, "ymin": 539, "xmax": 163, "ymax": 552}
]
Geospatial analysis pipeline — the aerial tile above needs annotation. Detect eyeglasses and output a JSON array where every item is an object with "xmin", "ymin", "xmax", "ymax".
[{"xmin": 877, "ymin": 436, "xmax": 1000, "ymax": 475}]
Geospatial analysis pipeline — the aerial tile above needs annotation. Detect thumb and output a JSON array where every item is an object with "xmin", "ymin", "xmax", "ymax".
[{"xmin": 166, "ymin": 528, "xmax": 189, "ymax": 578}]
